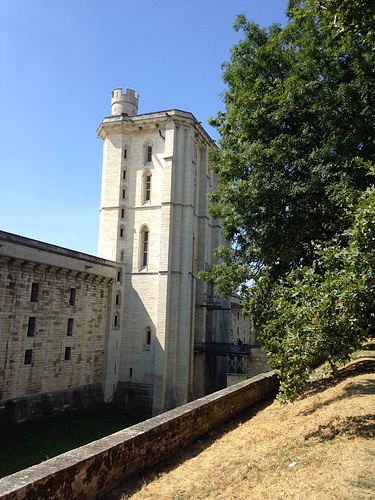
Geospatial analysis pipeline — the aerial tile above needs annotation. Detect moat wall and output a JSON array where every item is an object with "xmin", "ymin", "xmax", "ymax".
[
  {"xmin": 0, "ymin": 383, "xmax": 104, "ymax": 428},
  {"xmin": 0, "ymin": 371, "xmax": 279, "ymax": 500}
]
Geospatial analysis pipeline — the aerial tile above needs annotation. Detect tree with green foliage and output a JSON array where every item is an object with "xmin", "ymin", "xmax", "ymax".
[
  {"xmin": 253, "ymin": 179, "xmax": 375, "ymax": 401},
  {"xmin": 202, "ymin": 0, "xmax": 375, "ymax": 401}
]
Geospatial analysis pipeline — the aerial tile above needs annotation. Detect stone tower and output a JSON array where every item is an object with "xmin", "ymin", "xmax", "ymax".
[{"xmin": 97, "ymin": 88, "xmax": 230, "ymax": 418}]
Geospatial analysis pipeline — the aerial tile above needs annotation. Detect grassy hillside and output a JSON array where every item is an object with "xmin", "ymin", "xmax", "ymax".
[{"xmin": 110, "ymin": 346, "xmax": 375, "ymax": 500}]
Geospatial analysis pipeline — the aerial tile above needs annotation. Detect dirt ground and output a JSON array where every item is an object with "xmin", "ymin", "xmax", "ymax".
[{"xmin": 107, "ymin": 351, "xmax": 375, "ymax": 500}]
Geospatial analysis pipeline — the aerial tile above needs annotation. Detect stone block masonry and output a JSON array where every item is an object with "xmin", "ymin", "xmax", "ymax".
[
  {"xmin": 97, "ymin": 98, "xmax": 230, "ymax": 416},
  {"xmin": 0, "ymin": 231, "xmax": 117, "ymax": 415},
  {"xmin": 0, "ymin": 371, "xmax": 279, "ymax": 499},
  {"xmin": 0, "ymin": 384, "xmax": 103, "ymax": 428}
]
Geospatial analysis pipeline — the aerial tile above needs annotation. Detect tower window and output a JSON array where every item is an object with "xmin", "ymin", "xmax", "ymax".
[
  {"xmin": 122, "ymin": 188, "xmax": 126, "ymax": 200},
  {"xmin": 144, "ymin": 326, "xmax": 151, "ymax": 350},
  {"xmin": 67, "ymin": 318, "xmax": 74, "ymax": 336},
  {"xmin": 24, "ymin": 349, "xmax": 33, "ymax": 365},
  {"xmin": 64, "ymin": 347, "xmax": 71, "ymax": 361},
  {"xmin": 27, "ymin": 317, "xmax": 36, "ymax": 337},
  {"xmin": 121, "ymin": 208, "xmax": 125, "ymax": 219},
  {"xmin": 141, "ymin": 228, "xmax": 149, "ymax": 268},
  {"xmin": 123, "ymin": 169, "xmax": 126, "ymax": 180},
  {"xmin": 120, "ymin": 227, "xmax": 124, "ymax": 238},
  {"xmin": 143, "ymin": 230, "xmax": 149, "ymax": 266},
  {"xmin": 114, "ymin": 314, "xmax": 119, "ymax": 328},
  {"xmin": 117, "ymin": 269, "xmax": 122, "ymax": 283},
  {"xmin": 30, "ymin": 283, "xmax": 39, "ymax": 302},
  {"xmin": 143, "ymin": 140, "xmax": 153, "ymax": 164},
  {"xmin": 115, "ymin": 292, "xmax": 120, "ymax": 307},
  {"xmin": 123, "ymin": 148, "xmax": 127, "ymax": 159},
  {"xmin": 145, "ymin": 174, "xmax": 151, "ymax": 202},
  {"xmin": 69, "ymin": 288, "xmax": 76, "ymax": 306}
]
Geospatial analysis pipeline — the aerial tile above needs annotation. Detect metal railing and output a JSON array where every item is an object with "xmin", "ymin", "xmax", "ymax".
[{"xmin": 194, "ymin": 342, "xmax": 261, "ymax": 355}]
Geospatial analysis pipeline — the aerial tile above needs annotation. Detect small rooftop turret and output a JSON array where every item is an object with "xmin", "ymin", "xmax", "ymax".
[{"xmin": 111, "ymin": 88, "xmax": 139, "ymax": 116}]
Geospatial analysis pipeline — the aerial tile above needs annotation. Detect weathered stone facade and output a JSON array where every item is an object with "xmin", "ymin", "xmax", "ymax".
[
  {"xmin": 97, "ymin": 88, "xmax": 230, "ymax": 417},
  {"xmin": 227, "ymin": 295, "xmax": 270, "ymax": 387},
  {"xmin": 0, "ymin": 88, "xmax": 269, "ymax": 423},
  {"xmin": 0, "ymin": 231, "xmax": 116, "ymax": 422},
  {"xmin": 230, "ymin": 295, "xmax": 255, "ymax": 346}
]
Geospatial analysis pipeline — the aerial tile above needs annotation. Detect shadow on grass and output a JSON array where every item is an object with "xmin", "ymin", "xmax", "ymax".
[
  {"xmin": 299, "ymin": 375, "xmax": 375, "ymax": 417},
  {"xmin": 299, "ymin": 359, "xmax": 375, "ymax": 407},
  {"xmin": 304, "ymin": 414, "xmax": 375, "ymax": 442}
]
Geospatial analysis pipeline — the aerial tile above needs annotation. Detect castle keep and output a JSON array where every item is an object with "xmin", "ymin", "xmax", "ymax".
[
  {"xmin": 0, "ymin": 88, "xmax": 268, "ymax": 423},
  {"xmin": 97, "ymin": 88, "xmax": 230, "ymax": 417}
]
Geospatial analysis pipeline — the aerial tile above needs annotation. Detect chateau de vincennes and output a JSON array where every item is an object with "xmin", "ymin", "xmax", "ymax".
[{"xmin": 0, "ymin": 88, "xmax": 269, "ymax": 423}]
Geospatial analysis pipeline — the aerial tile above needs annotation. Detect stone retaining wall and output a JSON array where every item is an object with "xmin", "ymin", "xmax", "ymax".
[{"xmin": 0, "ymin": 371, "xmax": 279, "ymax": 500}]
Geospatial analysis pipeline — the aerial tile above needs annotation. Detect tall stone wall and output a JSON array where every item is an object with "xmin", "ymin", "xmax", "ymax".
[
  {"xmin": 0, "ymin": 231, "xmax": 116, "ymax": 412},
  {"xmin": 230, "ymin": 297, "xmax": 255, "ymax": 345}
]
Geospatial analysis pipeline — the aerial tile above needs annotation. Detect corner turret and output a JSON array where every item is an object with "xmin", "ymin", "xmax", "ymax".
[{"xmin": 111, "ymin": 88, "xmax": 139, "ymax": 116}]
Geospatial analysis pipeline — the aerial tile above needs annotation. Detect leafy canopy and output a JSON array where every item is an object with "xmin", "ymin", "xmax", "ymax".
[
  {"xmin": 251, "ymin": 178, "xmax": 375, "ymax": 402},
  {"xmin": 203, "ymin": 0, "xmax": 375, "ymax": 401}
]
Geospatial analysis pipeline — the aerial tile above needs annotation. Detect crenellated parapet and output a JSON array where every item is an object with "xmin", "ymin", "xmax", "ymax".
[{"xmin": 111, "ymin": 87, "xmax": 139, "ymax": 116}]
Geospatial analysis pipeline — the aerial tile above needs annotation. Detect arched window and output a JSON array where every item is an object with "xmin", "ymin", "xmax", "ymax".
[
  {"xmin": 144, "ymin": 140, "xmax": 153, "ymax": 164},
  {"xmin": 119, "ymin": 225, "xmax": 124, "ymax": 238},
  {"xmin": 123, "ymin": 144, "xmax": 129, "ymax": 161},
  {"xmin": 122, "ymin": 168, "xmax": 127, "ymax": 180},
  {"xmin": 115, "ymin": 292, "xmax": 120, "ymax": 307},
  {"xmin": 120, "ymin": 207, "xmax": 125, "ymax": 219},
  {"xmin": 122, "ymin": 187, "xmax": 126, "ymax": 200},
  {"xmin": 117, "ymin": 269, "xmax": 122, "ymax": 283},
  {"xmin": 114, "ymin": 314, "xmax": 120, "ymax": 328},
  {"xmin": 140, "ymin": 225, "xmax": 150, "ymax": 269}
]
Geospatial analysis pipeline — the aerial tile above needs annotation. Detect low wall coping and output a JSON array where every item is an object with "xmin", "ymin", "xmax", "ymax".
[{"xmin": 0, "ymin": 371, "xmax": 278, "ymax": 499}]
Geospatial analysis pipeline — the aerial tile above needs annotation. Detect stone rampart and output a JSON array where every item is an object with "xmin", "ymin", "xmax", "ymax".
[{"xmin": 0, "ymin": 371, "xmax": 278, "ymax": 500}]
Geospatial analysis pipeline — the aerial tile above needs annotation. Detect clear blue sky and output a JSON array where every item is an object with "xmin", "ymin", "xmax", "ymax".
[{"xmin": 0, "ymin": 0, "xmax": 288, "ymax": 256}]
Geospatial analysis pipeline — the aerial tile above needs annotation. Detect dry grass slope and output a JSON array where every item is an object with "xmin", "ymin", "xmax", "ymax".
[{"xmin": 108, "ymin": 347, "xmax": 375, "ymax": 500}]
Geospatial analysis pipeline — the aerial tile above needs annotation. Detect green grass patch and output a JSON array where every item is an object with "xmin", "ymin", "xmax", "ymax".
[
  {"xmin": 0, "ymin": 404, "xmax": 137, "ymax": 478},
  {"xmin": 349, "ymin": 474, "xmax": 375, "ymax": 490}
]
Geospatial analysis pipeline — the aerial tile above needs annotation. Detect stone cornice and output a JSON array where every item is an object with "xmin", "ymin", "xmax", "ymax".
[
  {"xmin": 97, "ymin": 109, "xmax": 216, "ymax": 148},
  {"xmin": 0, "ymin": 230, "xmax": 117, "ymax": 279}
]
